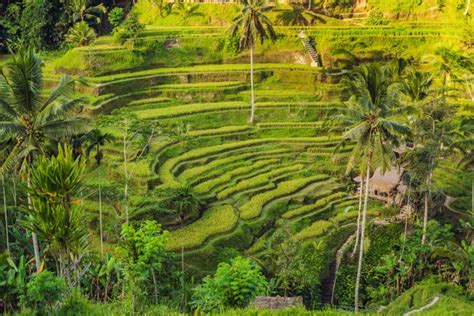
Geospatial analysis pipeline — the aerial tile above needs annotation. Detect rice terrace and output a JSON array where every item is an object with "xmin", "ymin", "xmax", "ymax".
[{"xmin": 0, "ymin": 0, "xmax": 473, "ymax": 314}]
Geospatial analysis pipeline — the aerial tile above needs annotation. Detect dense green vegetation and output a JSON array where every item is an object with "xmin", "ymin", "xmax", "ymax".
[{"xmin": 0, "ymin": 0, "xmax": 473, "ymax": 314}]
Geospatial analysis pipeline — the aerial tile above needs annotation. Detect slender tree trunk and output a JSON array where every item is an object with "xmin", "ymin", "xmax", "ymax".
[
  {"xmin": 354, "ymin": 155, "xmax": 371, "ymax": 313},
  {"xmin": 308, "ymin": 0, "xmax": 312, "ymax": 10},
  {"xmin": 249, "ymin": 44, "xmax": 256, "ymax": 124},
  {"xmin": 352, "ymin": 178, "xmax": 364, "ymax": 256},
  {"xmin": 421, "ymin": 192, "xmax": 429, "ymax": 245},
  {"xmin": 422, "ymin": 166, "xmax": 434, "ymax": 245},
  {"xmin": 181, "ymin": 219, "xmax": 186, "ymax": 310},
  {"xmin": 132, "ymin": 286, "xmax": 136, "ymax": 315},
  {"xmin": 2, "ymin": 174, "xmax": 9, "ymax": 252},
  {"xmin": 123, "ymin": 130, "xmax": 129, "ymax": 223},
  {"xmin": 27, "ymin": 168, "xmax": 41, "ymax": 273},
  {"xmin": 151, "ymin": 268, "xmax": 158, "ymax": 304},
  {"xmin": 12, "ymin": 176, "xmax": 17, "ymax": 207},
  {"xmin": 99, "ymin": 167, "xmax": 104, "ymax": 256},
  {"xmin": 465, "ymin": 0, "xmax": 471, "ymax": 15}
]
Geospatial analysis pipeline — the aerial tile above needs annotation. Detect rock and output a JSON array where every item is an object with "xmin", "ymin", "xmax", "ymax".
[
  {"xmin": 164, "ymin": 38, "xmax": 180, "ymax": 49},
  {"xmin": 251, "ymin": 296, "xmax": 304, "ymax": 310}
]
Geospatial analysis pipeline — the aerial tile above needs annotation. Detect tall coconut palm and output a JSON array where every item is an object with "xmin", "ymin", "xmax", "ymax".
[
  {"xmin": 399, "ymin": 69, "xmax": 434, "ymax": 245},
  {"xmin": 83, "ymin": 129, "xmax": 113, "ymax": 255},
  {"xmin": 0, "ymin": 47, "xmax": 89, "ymax": 272},
  {"xmin": 334, "ymin": 63, "xmax": 412, "ymax": 312},
  {"xmin": 230, "ymin": 0, "xmax": 276, "ymax": 124}
]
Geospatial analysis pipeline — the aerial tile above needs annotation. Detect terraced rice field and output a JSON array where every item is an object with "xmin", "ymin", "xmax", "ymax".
[{"xmin": 76, "ymin": 24, "xmax": 469, "ymax": 270}]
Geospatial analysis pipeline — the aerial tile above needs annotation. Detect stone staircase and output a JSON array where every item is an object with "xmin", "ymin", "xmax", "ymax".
[{"xmin": 299, "ymin": 31, "xmax": 323, "ymax": 67}]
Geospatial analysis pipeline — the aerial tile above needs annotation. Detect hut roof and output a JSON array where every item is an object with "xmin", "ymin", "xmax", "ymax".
[{"xmin": 368, "ymin": 167, "xmax": 404, "ymax": 193}]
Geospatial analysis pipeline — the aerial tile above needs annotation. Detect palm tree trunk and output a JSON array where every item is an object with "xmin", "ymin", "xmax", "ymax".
[
  {"xmin": 249, "ymin": 44, "xmax": 256, "ymax": 124},
  {"xmin": 421, "ymin": 167, "xmax": 433, "ymax": 245},
  {"xmin": 180, "ymin": 219, "xmax": 186, "ymax": 310},
  {"xmin": 27, "ymin": 165, "xmax": 41, "ymax": 273},
  {"xmin": 2, "ymin": 174, "xmax": 9, "ymax": 252},
  {"xmin": 99, "ymin": 167, "xmax": 104, "ymax": 256},
  {"xmin": 352, "ymin": 178, "xmax": 364, "ymax": 256},
  {"xmin": 421, "ymin": 192, "xmax": 429, "ymax": 245},
  {"xmin": 354, "ymin": 155, "xmax": 371, "ymax": 313},
  {"xmin": 123, "ymin": 131, "xmax": 129, "ymax": 223},
  {"xmin": 465, "ymin": 0, "xmax": 471, "ymax": 15}
]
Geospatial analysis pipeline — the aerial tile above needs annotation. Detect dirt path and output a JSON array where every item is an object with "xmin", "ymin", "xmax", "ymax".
[{"xmin": 403, "ymin": 296, "xmax": 440, "ymax": 316}]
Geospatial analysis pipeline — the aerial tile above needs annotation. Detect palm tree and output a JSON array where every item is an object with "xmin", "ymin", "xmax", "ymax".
[
  {"xmin": 276, "ymin": 5, "xmax": 326, "ymax": 26},
  {"xmin": 156, "ymin": 183, "xmax": 202, "ymax": 308},
  {"xmin": 230, "ymin": 0, "xmax": 276, "ymax": 124},
  {"xmin": 172, "ymin": 3, "xmax": 203, "ymax": 23},
  {"xmin": 65, "ymin": 21, "xmax": 97, "ymax": 47},
  {"xmin": 83, "ymin": 129, "xmax": 113, "ymax": 255},
  {"xmin": 68, "ymin": 0, "xmax": 107, "ymax": 25},
  {"xmin": 0, "ymin": 47, "xmax": 89, "ymax": 272},
  {"xmin": 83, "ymin": 129, "xmax": 113, "ymax": 167},
  {"xmin": 333, "ymin": 64, "xmax": 412, "ymax": 312},
  {"xmin": 399, "ymin": 69, "xmax": 434, "ymax": 245},
  {"xmin": 399, "ymin": 69, "xmax": 433, "ymax": 103}
]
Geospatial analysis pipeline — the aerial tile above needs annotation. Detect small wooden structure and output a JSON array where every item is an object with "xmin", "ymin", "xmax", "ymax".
[
  {"xmin": 355, "ymin": 167, "xmax": 406, "ymax": 205},
  {"xmin": 251, "ymin": 296, "xmax": 304, "ymax": 310}
]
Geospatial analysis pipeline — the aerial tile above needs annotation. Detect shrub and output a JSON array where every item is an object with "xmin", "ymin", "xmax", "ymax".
[
  {"xmin": 60, "ymin": 288, "xmax": 92, "ymax": 315},
  {"xmin": 366, "ymin": 11, "xmax": 388, "ymax": 26},
  {"xmin": 120, "ymin": 221, "xmax": 170, "ymax": 311},
  {"xmin": 65, "ymin": 21, "xmax": 96, "ymax": 47},
  {"xmin": 192, "ymin": 257, "xmax": 268, "ymax": 312},
  {"xmin": 21, "ymin": 271, "xmax": 66, "ymax": 313},
  {"xmin": 108, "ymin": 7, "xmax": 124, "ymax": 31},
  {"xmin": 114, "ymin": 12, "xmax": 144, "ymax": 47}
]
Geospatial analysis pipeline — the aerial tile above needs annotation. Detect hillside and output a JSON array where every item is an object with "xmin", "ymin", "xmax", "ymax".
[{"xmin": 0, "ymin": 0, "xmax": 473, "ymax": 314}]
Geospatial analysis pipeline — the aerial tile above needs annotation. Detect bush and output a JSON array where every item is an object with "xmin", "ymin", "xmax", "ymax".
[
  {"xmin": 60, "ymin": 288, "xmax": 92, "ymax": 315},
  {"xmin": 192, "ymin": 257, "xmax": 268, "ymax": 312},
  {"xmin": 21, "ymin": 271, "xmax": 66, "ymax": 313},
  {"xmin": 65, "ymin": 21, "xmax": 97, "ymax": 47},
  {"xmin": 108, "ymin": 7, "xmax": 124, "ymax": 31},
  {"xmin": 114, "ymin": 12, "xmax": 144, "ymax": 47},
  {"xmin": 366, "ymin": 11, "xmax": 388, "ymax": 26}
]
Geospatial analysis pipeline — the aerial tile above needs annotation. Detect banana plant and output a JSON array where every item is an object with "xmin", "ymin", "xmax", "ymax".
[{"xmin": 0, "ymin": 254, "xmax": 26, "ymax": 313}]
